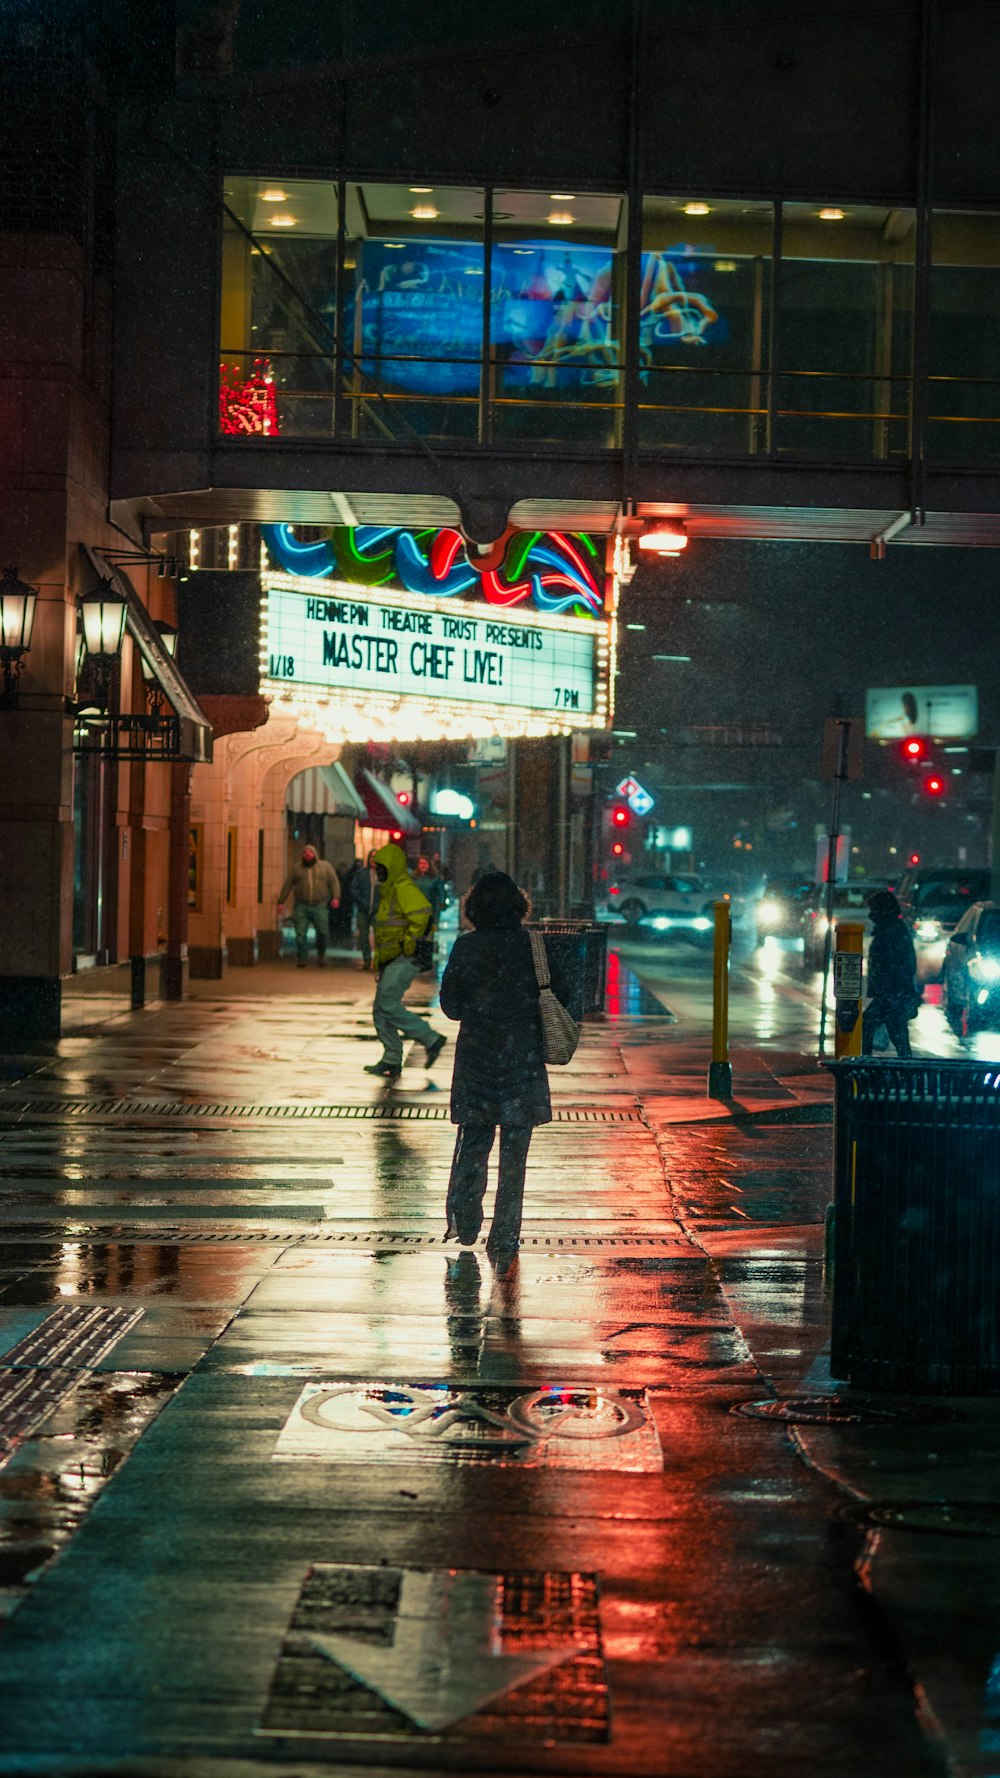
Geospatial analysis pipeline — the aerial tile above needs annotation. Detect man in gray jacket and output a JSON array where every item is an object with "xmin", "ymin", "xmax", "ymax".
[{"xmin": 278, "ymin": 846, "xmax": 341, "ymax": 968}]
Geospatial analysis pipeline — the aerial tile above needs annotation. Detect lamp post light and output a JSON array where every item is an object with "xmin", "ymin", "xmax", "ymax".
[
  {"xmin": 79, "ymin": 580, "xmax": 128, "ymax": 712},
  {"xmin": 0, "ymin": 567, "xmax": 39, "ymax": 709}
]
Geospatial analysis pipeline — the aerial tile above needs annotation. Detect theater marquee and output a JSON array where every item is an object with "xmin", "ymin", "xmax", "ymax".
[{"xmin": 261, "ymin": 571, "xmax": 611, "ymax": 742}]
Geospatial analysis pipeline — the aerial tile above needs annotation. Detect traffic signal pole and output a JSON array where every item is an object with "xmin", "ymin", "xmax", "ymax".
[{"xmin": 818, "ymin": 719, "xmax": 852, "ymax": 1057}]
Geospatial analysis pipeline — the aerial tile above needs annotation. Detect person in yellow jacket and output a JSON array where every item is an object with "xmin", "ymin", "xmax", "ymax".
[{"xmin": 365, "ymin": 841, "xmax": 447, "ymax": 1081}]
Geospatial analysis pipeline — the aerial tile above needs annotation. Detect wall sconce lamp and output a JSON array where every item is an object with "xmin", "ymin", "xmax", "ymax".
[
  {"xmin": 79, "ymin": 579, "xmax": 128, "ymax": 712},
  {"xmin": 0, "ymin": 567, "xmax": 39, "ymax": 709}
]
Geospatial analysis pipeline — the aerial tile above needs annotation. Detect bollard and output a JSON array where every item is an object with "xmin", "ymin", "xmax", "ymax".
[
  {"xmin": 707, "ymin": 899, "xmax": 733, "ymax": 1098},
  {"xmin": 833, "ymin": 919, "xmax": 864, "ymax": 1059}
]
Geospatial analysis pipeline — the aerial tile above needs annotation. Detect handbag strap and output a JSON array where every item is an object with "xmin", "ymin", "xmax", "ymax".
[{"xmin": 527, "ymin": 929, "xmax": 551, "ymax": 990}]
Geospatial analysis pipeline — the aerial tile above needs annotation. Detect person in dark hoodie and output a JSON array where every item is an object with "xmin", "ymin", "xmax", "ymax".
[
  {"xmin": 438, "ymin": 870, "xmax": 570, "ymax": 1262},
  {"xmin": 862, "ymin": 888, "xmax": 919, "ymax": 1058}
]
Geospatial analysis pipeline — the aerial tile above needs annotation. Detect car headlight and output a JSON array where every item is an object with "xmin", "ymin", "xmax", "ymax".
[
  {"xmin": 756, "ymin": 897, "xmax": 782, "ymax": 929},
  {"xmin": 651, "ymin": 915, "xmax": 671, "ymax": 929},
  {"xmin": 693, "ymin": 916, "xmax": 712, "ymax": 931},
  {"xmin": 970, "ymin": 955, "xmax": 1000, "ymax": 983},
  {"xmin": 915, "ymin": 918, "xmax": 942, "ymax": 942}
]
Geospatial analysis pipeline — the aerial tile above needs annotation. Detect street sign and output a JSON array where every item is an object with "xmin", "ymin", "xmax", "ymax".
[
  {"xmin": 261, "ymin": 1562, "xmax": 610, "ymax": 1745},
  {"xmin": 615, "ymin": 774, "xmax": 655, "ymax": 816},
  {"xmin": 821, "ymin": 717, "xmax": 864, "ymax": 781}
]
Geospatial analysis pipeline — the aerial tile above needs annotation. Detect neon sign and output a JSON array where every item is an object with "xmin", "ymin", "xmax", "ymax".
[
  {"xmin": 261, "ymin": 524, "xmax": 604, "ymax": 617},
  {"xmin": 219, "ymin": 359, "xmax": 278, "ymax": 435}
]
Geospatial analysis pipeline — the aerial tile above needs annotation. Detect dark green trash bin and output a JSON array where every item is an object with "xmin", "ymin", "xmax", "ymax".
[
  {"xmin": 527, "ymin": 921, "xmax": 608, "ymax": 1023},
  {"xmin": 830, "ymin": 1059, "xmax": 1000, "ymax": 1393}
]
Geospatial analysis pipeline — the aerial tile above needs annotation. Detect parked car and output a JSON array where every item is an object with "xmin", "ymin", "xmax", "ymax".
[
  {"xmin": 603, "ymin": 872, "xmax": 717, "ymax": 940},
  {"xmin": 942, "ymin": 901, "xmax": 1000, "ymax": 1034},
  {"xmin": 896, "ymin": 865, "xmax": 991, "ymax": 982},
  {"xmin": 799, "ymin": 883, "xmax": 887, "ymax": 971},
  {"xmin": 753, "ymin": 876, "xmax": 815, "ymax": 946}
]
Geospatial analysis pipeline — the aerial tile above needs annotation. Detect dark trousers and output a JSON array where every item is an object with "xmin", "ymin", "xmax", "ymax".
[
  {"xmin": 862, "ymin": 998, "xmax": 912, "ymax": 1058},
  {"xmin": 446, "ymin": 1123, "xmax": 532, "ymax": 1250}
]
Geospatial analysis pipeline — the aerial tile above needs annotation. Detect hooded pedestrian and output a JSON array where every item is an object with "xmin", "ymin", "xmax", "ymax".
[
  {"xmin": 365, "ymin": 842, "xmax": 447, "ymax": 1081},
  {"xmin": 862, "ymin": 889, "xmax": 919, "ymax": 1058},
  {"xmin": 278, "ymin": 846, "xmax": 340, "ymax": 968},
  {"xmin": 439, "ymin": 870, "xmax": 570, "ymax": 1262},
  {"xmin": 351, "ymin": 849, "xmax": 378, "ymax": 970}
]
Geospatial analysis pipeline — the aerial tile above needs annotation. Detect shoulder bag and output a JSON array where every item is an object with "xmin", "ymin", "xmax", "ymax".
[{"xmin": 527, "ymin": 930, "xmax": 580, "ymax": 1065}]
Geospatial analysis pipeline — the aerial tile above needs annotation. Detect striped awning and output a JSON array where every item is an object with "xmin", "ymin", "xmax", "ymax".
[{"xmin": 286, "ymin": 762, "xmax": 366, "ymax": 817}]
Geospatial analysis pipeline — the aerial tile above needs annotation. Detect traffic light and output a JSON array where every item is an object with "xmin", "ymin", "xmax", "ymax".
[
  {"xmin": 611, "ymin": 805, "xmax": 630, "ymax": 828},
  {"xmin": 900, "ymin": 737, "xmax": 926, "ymax": 762},
  {"xmin": 923, "ymin": 772, "xmax": 947, "ymax": 797},
  {"xmin": 611, "ymin": 840, "xmax": 625, "ymax": 857}
]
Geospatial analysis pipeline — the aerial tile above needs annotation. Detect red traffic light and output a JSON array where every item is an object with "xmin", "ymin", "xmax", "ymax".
[
  {"xmin": 611, "ymin": 806, "xmax": 630, "ymax": 827},
  {"xmin": 396, "ymin": 790, "xmax": 411, "ymax": 805},
  {"xmin": 611, "ymin": 840, "xmax": 625, "ymax": 856},
  {"xmin": 924, "ymin": 774, "xmax": 946, "ymax": 796},
  {"xmin": 909, "ymin": 852, "xmax": 921, "ymax": 865},
  {"xmin": 902, "ymin": 737, "xmax": 926, "ymax": 760}
]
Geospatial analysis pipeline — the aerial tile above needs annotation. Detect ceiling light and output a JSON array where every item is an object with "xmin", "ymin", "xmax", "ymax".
[
  {"xmin": 547, "ymin": 212, "xmax": 575, "ymax": 226},
  {"xmin": 513, "ymin": 248, "xmax": 532, "ymax": 255},
  {"xmin": 714, "ymin": 260, "xmax": 738, "ymax": 272},
  {"xmin": 409, "ymin": 186, "xmax": 434, "ymax": 193},
  {"xmin": 260, "ymin": 188, "xmax": 288, "ymax": 202},
  {"xmin": 819, "ymin": 207, "xmax": 845, "ymax": 220},
  {"xmin": 683, "ymin": 202, "xmax": 710, "ymax": 215},
  {"xmin": 639, "ymin": 523, "xmax": 688, "ymax": 555},
  {"xmin": 550, "ymin": 193, "xmax": 576, "ymax": 201},
  {"xmin": 269, "ymin": 213, "xmax": 297, "ymax": 227},
  {"xmin": 384, "ymin": 243, "xmax": 405, "ymax": 249},
  {"xmin": 411, "ymin": 206, "xmax": 439, "ymax": 220}
]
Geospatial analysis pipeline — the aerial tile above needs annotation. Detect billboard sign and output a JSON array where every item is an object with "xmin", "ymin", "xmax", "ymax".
[
  {"xmin": 263, "ymin": 575, "xmax": 606, "ymax": 732},
  {"xmin": 866, "ymin": 686, "xmax": 978, "ymax": 740}
]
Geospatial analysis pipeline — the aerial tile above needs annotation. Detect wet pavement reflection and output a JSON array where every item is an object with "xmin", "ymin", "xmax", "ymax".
[{"xmin": 0, "ymin": 960, "xmax": 967, "ymax": 1774}]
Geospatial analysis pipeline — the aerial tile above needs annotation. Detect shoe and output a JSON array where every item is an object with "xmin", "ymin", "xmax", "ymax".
[
  {"xmin": 296, "ymin": 960, "xmax": 306, "ymax": 969},
  {"xmin": 316, "ymin": 956, "xmax": 326, "ymax": 969},
  {"xmin": 364, "ymin": 1061, "xmax": 400, "ymax": 1080},
  {"xmin": 425, "ymin": 1033, "xmax": 447, "ymax": 1067}
]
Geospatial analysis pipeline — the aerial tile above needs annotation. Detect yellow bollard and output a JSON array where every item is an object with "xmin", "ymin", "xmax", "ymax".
[
  {"xmin": 833, "ymin": 919, "xmax": 865, "ymax": 1059},
  {"xmin": 707, "ymin": 899, "xmax": 733, "ymax": 1098}
]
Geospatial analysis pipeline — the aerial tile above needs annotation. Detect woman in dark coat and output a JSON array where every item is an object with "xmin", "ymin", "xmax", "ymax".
[
  {"xmin": 862, "ymin": 889, "xmax": 919, "ymax": 1058},
  {"xmin": 439, "ymin": 871, "xmax": 570, "ymax": 1259}
]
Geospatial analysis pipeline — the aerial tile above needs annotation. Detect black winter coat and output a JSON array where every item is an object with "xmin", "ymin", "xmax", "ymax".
[
  {"xmin": 866, "ymin": 915, "xmax": 917, "ymax": 1006},
  {"xmin": 439, "ymin": 928, "xmax": 569, "ymax": 1128}
]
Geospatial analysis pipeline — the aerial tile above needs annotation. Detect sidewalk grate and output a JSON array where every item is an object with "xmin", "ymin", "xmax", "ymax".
[
  {"xmin": 0, "ymin": 1305, "xmax": 143, "ymax": 1464},
  {"xmin": 0, "ymin": 1099, "xmax": 642, "ymax": 1125},
  {"xmin": 0, "ymin": 1225, "xmax": 682, "ymax": 1250}
]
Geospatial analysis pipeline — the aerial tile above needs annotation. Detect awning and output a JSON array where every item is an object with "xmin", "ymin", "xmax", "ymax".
[
  {"xmin": 286, "ymin": 762, "xmax": 366, "ymax": 817},
  {"xmin": 80, "ymin": 548, "xmax": 212, "ymax": 762},
  {"xmin": 355, "ymin": 769, "xmax": 421, "ymax": 834}
]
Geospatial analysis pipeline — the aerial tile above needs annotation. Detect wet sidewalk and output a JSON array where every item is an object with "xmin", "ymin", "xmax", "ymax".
[{"xmin": 0, "ymin": 958, "xmax": 992, "ymax": 1775}]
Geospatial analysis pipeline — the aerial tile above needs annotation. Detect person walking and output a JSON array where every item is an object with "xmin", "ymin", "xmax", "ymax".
[
  {"xmin": 862, "ymin": 888, "xmax": 920, "ymax": 1058},
  {"xmin": 277, "ymin": 845, "xmax": 340, "ymax": 969},
  {"xmin": 439, "ymin": 870, "xmax": 570, "ymax": 1262},
  {"xmin": 365, "ymin": 842, "xmax": 447, "ymax": 1081},
  {"xmin": 415, "ymin": 856, "xmax": 448, "ymax": 961},
  {"xmin": 351, "ymin": 849, "xmax": 378, "ymax": 970}
]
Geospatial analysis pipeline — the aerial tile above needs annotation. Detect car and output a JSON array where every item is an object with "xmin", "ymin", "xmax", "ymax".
[
  {"xmin": 754, "ymin": 876, "xmax": 815, "ymax": 946},
  {"xmin": 799, "ymin": 883, "xmax": 887, "ymax": 971},
  {"xmin": 896, "ymin": 866, "xmax": 991, "ymax": 983},
  {"xmin": 603, "ymin": 871, "xmax": 718, "ymax": 941},
  {"xmin": 942, "ymin": 901, "xmax": 1000, "ymax": 1034}
]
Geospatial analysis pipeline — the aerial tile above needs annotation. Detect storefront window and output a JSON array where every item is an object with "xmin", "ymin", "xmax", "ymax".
[
  {"xmin": 776, "ymin": 202, "xmax": 913, "ymax": 459},
  {"xmin": 72, "ymin": 755, "xmax": 110, "ymax": 961},
  {"xmin": 343, "ymin": 183, "xmax": 483, "ymax": 441},
  {"xmin": 639, "ymin": 197, "xmax": 771, "ymax": 455},
  {"xmin": 929, "ymin": 213, "xmax": 1000, "ymax": 460},
  {"xmin": 220, "ymin": 177, "xmax": 339, "ymax": 438},
  {"xmin": 490, "ymin": 190, "xmax": 624, "ymax": 447}
]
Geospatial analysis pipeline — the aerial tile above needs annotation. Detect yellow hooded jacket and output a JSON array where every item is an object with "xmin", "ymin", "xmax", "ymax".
[{"xmin": 372, "ymin": 843, "xmax": 431, "ymax": 969}]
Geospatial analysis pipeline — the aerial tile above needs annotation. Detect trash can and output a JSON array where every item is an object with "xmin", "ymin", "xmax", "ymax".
[
  {"xmin": 829, "ymin": 1060, "xmax": 1000, "ymax": 1393},
  {"xmin": 528, "ymin": 920, "xmax": 608, "ymax": 1022}
]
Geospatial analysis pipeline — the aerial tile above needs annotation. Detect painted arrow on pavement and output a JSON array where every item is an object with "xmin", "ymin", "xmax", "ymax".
[{"xmin": 309, "ymin": 1568, "xmax": 581, "ymax": 1732}]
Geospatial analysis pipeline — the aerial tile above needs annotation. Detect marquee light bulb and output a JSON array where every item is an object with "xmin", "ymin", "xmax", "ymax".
[{"xmin": 638, "ymin": 524, "xmax": 688, "ymax": 555}]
